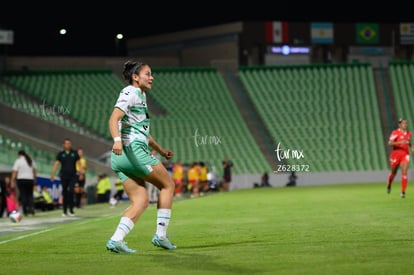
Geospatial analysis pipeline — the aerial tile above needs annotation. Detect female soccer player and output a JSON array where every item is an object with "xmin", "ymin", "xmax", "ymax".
[
  {"xmin": 106, "ymin": 61, "xmax": 176, "ymax": 253},
  {"xmin": 387, "ymin": 118, "xmax": 414, "ymax": 198}
]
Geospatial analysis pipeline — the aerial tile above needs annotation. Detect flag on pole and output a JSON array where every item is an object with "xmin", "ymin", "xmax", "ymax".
[
  {"xmin": 311, "ymin": 22, "xmax": 333, "ymax": 44},
  {"xmin": 356, "ymin": 23, "xmax": 379, "ymax": 44},
  {"xmin": 265, "ymin": 21, "xmax": 289, "ymax": 44},
  {"xmin": 400, "ymin": 23, "xmax": 414, "ymax": 45}
]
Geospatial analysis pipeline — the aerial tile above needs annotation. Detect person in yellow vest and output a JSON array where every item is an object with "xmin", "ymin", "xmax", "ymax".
[
  {"xmin": 198, "ymin": 162, "xmax": 209, "ymax": 195},
  {"xmin": 75, "ymin": 147, "xmax": 87, "ymax": 208},
  {"xmin": 41, "ymin": 186, "xmax": 55, "ymax": 211},
  {"xmin": 33, "ymin": 186, "xmax": 45, "ymax": 212},
  {"xmin": 96, "ymin": 173, "xmax": 111, "ymax": 203},
  {"xmin": 172, "ymin": 160, "xmax": 184, "ymax": 197},
  {"xmin": 187, "ymin": 162, "xmax": 200, "ymax": 198},
  {"xmin": 113, "ymin": 178, "xmax": 124, "ymax": 202}
]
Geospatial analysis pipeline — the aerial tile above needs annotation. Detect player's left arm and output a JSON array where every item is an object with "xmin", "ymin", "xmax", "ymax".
[{"xmin": 149, "ymin": 134, "xmax": 173, "ymax": 160}]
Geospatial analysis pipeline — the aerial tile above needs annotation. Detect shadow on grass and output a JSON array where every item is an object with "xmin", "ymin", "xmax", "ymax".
[
  {"xmin": 148, "ymin": 250, "xmax": 263, "ymax": 274},
  {"xmin": 178, "ymin": 240, "xmax": 262, "ymax": 249},
  {"xmin": 142, "ymin": 240, "xmax": 265, "ymax": 274}
]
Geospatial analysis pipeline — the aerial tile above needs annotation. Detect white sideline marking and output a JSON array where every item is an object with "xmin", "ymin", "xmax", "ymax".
[
  {"xmin": 0, "ymin": 214, "xmax": 117, "ymax": 245},
  {"xmin": 0, "ymin": 228, "xmax": 54, "ymax": 245}
]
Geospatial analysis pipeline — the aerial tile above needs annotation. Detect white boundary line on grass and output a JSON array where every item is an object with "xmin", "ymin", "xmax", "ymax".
[
  {"xmin": 0, "ymin": 228, "xmax": 55, "ymax": 245},
  {"xmin": 0, "ymin": 214, "xmax": 117, "ymax": 245}
]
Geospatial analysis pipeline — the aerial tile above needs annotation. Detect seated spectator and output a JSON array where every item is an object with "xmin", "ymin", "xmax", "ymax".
[
  {"xmin": 33, "ymin": 186, "xmax": 55, "ymax": 211},
  {"xmin": 33, "ymin": 186, "xmax": 45, "ymax": 211},
  {"xmin": 41, "ymin": 186, "xmax": 55, "ymax": 211},
  {"xmin": 261, "ymin": 171, "xmax": 272, "ymax": 187},
  {"xmin": 286, "ymin": 171, "xmax": 297, "ymax": 187}
]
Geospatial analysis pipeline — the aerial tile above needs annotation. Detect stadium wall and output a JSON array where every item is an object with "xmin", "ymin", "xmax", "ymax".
[{"xmin": 231, "ymin": 170, "xmax": 392, "ymax": 190}]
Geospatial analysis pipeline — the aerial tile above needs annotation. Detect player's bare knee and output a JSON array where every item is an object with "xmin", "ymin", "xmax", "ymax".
[{"xmin": 162, "ymin": 178, "xmax": 175, "ymax": 192}]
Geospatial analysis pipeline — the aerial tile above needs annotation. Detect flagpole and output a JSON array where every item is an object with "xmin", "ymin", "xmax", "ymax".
[{"xmin": 391, "ymin": 29, "xmax": 395, "ymax": 58}]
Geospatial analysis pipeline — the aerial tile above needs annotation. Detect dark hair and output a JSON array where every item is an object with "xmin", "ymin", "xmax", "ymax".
[
  {"xmin": 18, "ymin": 150, "xmax": 33, "ymax": 167},
  {"xmin": 122, "ymin": 60, "xmax": 146, "ymax": 84},
  {"xmin": 399, "ymin": 118, "xmax": 407, "ymax": 124}
]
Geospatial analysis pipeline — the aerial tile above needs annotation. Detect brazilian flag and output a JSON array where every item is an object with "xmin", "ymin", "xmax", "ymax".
[{"xmin": 356, "ymin": 23, "xmax": 379, "ymax": 44}]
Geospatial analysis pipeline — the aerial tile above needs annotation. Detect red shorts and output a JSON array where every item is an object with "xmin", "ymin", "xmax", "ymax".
[
  {"xmin": 389, "ymin": 150, "xmax": 410, "ymax": 168},
  {"xmin": 174, "ymin": 179, "xmax": 183, "ymax": 185}
]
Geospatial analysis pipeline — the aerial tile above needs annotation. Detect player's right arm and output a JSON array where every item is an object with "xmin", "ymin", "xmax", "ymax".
[
  {"xmin": 109, "ymin": 108, "xmax": 125, "ymax": 155},
  {"xmin": 109, "ymin": 89, "xmax": 131, "ymax": 155},
  {"xmin": 50, "ymin": 160, "xmax": 60, "ymax": 182}
]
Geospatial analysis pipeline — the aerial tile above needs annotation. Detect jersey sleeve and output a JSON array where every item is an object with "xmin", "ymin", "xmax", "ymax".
[
  {"xmin": 389, "ymin": 130, "xmax": 398, "ymax": 141},
  {"xmin": 12, "ymin": 160, "xmax": 19, "ymax": 171},
  {"xmin": 114, "ymin": 89, "xmax": 133, "ymax": 114}
]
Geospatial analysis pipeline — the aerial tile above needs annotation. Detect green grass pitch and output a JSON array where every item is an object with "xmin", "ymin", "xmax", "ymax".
[{"xmin": 1, "ymin": 182, "xmax": 413, "ymax": 275}]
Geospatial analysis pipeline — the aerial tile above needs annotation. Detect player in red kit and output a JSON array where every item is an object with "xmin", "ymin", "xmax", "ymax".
[{"xmin": 387, "ymin": 118, "xmax": 414, "ymax": 198}]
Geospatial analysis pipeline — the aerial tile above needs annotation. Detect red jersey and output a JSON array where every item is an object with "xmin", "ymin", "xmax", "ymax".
[{"xmin": 389, "ymin": 129, "xmax": 412, "ymax": 153}]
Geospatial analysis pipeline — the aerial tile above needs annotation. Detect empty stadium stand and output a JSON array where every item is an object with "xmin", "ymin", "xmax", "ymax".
[{"xmin": 238, "ymin": 63, "xmax": 388, "ymax": 172}]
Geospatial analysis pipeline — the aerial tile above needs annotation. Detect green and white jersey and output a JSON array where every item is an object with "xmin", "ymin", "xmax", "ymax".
[{"xmin": 114, "ymin": 85, "xmax": 150, "ymax": 147}]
